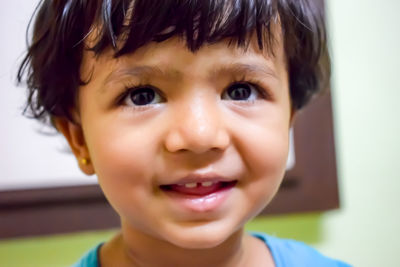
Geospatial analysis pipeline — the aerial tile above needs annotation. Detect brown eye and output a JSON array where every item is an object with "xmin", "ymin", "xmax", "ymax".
[
  {"xmin": 222, "ymin": 83, "xmax": 260, "ymax": 101},
  {"xmin": 124, "ymin": 87, "xmax": 163, "ymax": 106}
]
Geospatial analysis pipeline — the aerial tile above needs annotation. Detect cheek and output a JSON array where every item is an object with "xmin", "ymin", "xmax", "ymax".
[
  {"xmin": 246, "ymin": 126, "xmax": 289, "ymax": 178},
  {"xmin": 84, "ymin": 121, "xmax": 160, "ymax": 207},
  {"xmin": 233, "ymin": 107, "xmax": 290, "ymax": 179},
  {"xmin": 234, "ymin": 116, "xmax": 290, "ymax": 209}
]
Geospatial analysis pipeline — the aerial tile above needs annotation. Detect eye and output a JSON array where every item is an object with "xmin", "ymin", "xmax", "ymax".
[
  {"xmin": 221, "ymin": 82, "xmax": 262, "ymax": 101},
  {"xmin": 123, "ymin": 87, "xmax": 163, "ymax": 106}
]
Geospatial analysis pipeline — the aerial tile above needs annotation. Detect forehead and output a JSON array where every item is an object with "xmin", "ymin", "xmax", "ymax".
[{"xmin": 81, "ymin": 27, "xmax": 286, "ymax": 84}]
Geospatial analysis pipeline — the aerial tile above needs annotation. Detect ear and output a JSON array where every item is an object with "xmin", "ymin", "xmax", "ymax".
[{"xmin": 53, "ymin": 117, "xmax": 95, "ymax": 175}]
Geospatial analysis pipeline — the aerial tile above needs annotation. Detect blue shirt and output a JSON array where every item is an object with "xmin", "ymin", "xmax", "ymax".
[{"xmin": 72, "ymin": 232, "xmax": 351, "ymax": 266}]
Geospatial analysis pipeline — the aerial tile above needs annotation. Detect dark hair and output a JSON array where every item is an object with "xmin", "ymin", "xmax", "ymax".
[{"xmin": 18, "ymin": 0, "xmax": 330, "ymax": 125}]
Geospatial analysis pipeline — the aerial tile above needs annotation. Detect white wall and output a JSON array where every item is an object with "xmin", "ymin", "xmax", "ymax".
[
  {"xmin": 314, "ymin": 0, "xmax": 400, "ymax": 266},
  {"xmin": 0, "ymin": 0, "xmax": 95, "ymax": 190}
]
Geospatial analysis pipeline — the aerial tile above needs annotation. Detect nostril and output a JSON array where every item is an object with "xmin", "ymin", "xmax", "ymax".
[
  {"xmin": 163, "ymin": 108, "xmax": 230, "ymax": 153},
  {"xmin": 164, "ymin": 128, "xmax": 230, "ymax": 154}
]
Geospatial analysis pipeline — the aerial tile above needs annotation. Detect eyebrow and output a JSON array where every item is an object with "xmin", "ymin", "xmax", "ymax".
[
  {"xmin": 101, "ymin": 62, "xmax": 277, "ymax": 92},
  {"xmin": 103, "ymin": 65, "xmax": 172, "ymax": 86},
  {"xmin": 211, "ymin": 62, "xmax": 278, "ymax": 79}
]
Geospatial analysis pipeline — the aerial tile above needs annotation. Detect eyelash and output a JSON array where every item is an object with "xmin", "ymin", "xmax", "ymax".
[
  {"xmin": 115, "ymin": 78, "xmax": 271, "ymax": 109},
  {"xmin": 229, "ymin": 77, "xmax": 271, "ymax": 100},
  {"xmin": 115, "ymin": 82, "xmax": 164, "ymax": 109}
]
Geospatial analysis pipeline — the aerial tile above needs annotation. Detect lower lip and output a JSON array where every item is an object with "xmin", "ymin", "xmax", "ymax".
[{"xmin": 162, "ymin": 186, "xmax": 234, "ymax": 213}]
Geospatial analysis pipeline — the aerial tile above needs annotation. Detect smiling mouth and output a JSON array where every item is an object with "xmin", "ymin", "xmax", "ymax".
[{"xmin": 160, "ymin": 181, "xmax": 238, "ymax": 196}]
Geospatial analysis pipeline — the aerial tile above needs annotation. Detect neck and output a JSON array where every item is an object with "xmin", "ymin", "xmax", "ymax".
[{"xmin": 101, "ymin": 224, "xmax": 253, "ymax": 267}]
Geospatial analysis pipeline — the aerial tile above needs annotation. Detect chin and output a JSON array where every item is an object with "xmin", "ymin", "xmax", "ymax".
[{"xmin": 163, "ymin": 221, "xmax": 240, "ymax": 249}]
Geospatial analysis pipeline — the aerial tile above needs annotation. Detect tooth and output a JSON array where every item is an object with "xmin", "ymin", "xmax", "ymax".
[
  {"xmin": 184, "ymin": 183, "xmax": 197, "ymax": 188},
  {"xmin": 201, "ymin": 181, "xmax": 213, "ymax": 187}
]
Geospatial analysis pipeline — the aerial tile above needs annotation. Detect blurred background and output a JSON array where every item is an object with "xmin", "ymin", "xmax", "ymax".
[{"xmin": 1, "ymin": 0, "xmax": 399, "ymax": 266}]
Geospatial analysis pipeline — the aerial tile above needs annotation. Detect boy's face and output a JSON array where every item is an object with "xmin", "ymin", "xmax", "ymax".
[{"xmin": 64, "ymin": 34, "xmax": 291, "ymax": 248}]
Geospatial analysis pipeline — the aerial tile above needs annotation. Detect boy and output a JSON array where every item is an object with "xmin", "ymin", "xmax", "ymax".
[{"xmin": 18, "ymin": 0, "xmax": 350, "ymax": 266}]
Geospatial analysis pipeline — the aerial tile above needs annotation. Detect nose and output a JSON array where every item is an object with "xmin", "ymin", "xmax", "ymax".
[{"xmin": 164, "ymin": 96, "xmax": 230, "ymax": 154}]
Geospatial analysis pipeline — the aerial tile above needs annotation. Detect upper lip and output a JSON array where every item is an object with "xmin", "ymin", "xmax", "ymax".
[{"xmin": 160, "ymin": 173, "xmax": 236, "ymax": 186}]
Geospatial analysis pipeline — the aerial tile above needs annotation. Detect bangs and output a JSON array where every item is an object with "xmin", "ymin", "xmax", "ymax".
[{"xmin": 88, "ymin": 0, "xmax": 281, "ymax": 56}]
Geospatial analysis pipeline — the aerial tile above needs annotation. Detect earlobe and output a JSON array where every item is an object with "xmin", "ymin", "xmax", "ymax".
[{"xmin": 53, "ymin": 117, "xmax": 95, "ymax": 175}]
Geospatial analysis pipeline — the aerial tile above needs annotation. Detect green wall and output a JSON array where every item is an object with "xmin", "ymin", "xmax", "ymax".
[
  {"xmin": 1, "ymin": 0, "xmax": 399, "ymax": 266},
  {"xmin": 311, "ymin": 0, "xmax": 400, "ymax": 266}
]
